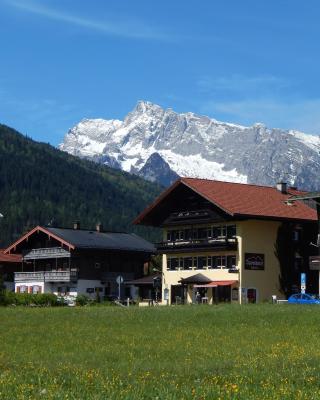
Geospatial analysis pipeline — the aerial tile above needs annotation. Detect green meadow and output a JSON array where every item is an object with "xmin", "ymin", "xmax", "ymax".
[{"xmin": 1, "ymin": 304, "xmax": 320, "ymax": 399}]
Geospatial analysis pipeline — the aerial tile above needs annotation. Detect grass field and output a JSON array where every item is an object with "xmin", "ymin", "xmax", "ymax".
[{"xmin": 1, "ymin": 304, "xmax": 320, "ymax": 399}]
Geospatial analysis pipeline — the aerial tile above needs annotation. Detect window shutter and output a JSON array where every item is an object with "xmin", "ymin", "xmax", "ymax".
[
  {"xmin": 29, "ymin": 286, "xmax": 33, "ymax": 294},
  {"xmin": 16, "ymin": 286, "xmax": 20, "ymax": 293}
]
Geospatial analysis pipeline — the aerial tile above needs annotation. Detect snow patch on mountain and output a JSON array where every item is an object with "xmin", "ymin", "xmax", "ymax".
[
  {"xmin": 290, "ymin": 130, "xmax": 320, "ymax": 152},
  {"xmin": 157, "ymin": 150, "xmax": 247, "ymax": 182}
]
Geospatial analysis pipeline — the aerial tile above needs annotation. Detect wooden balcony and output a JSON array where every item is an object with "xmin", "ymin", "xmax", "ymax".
[
  {"xmin": 156, "ymin": 237, "xmax": 237, "ymax": 254},
  {"xmin": 23, "ymin": 247, "xmax": 71, "ymax": 261},
  {"xmin": 14, "ymin": 270, "xmax": 77, "ymax": 283}
]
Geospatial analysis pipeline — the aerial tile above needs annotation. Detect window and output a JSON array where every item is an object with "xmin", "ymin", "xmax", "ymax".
[
  {"xmin": 219, "ymin": 226, "xmax": 227, "ymax": 238},
  {"xmin": 227, "ymin": 225, "xmax": 236, "ymax": 238},
  {"xmin": 212, "ymin": 227, "xmax": 220, "ymax": 239},
  {"xmin": 227, "ymin": 255, "xmax": 236, "ymax": 269},
  {"xmin": 293, "ymin": 231, "xmax": 300, "ymax": 241},
  {"xmin": 184, "ymin": 257, "xmax": 193, "ymax": 270},
  {"xmin": 198, "ymin": 256, "xmax": 207, "ymax": 269},
  {"xmin": 198, "ymin": 228, "xmax": 207, "ymax": 240},
  {"xmin": 220, "ymin": 256, "xmax": 227, "ymax": 268},
  {"xmin": 207, "ymin": 256, "xmax": 212, "ymax": 268},
  {"xmin": 19, "ymin": 285, "xmax": 27, "ymax": 293},
  {"xmin": 212, "ymin": 256, "xmax": 227, "ymax": 268},
  {"xmin": 167, "ymin": 258, "xmax": 179, "ymax": 270},
  {"xmin": 193, "ymin": 257, "xmax": 198, "ymax": 269},
  {"xmin": 32, "ymin": 285, "xmax": 41, "ymax": 294}
]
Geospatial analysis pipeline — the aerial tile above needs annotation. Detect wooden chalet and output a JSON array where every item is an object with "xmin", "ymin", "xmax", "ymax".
[{"xmin": 4, "ymin": 223, "xmax": 155, "ymax": 299}]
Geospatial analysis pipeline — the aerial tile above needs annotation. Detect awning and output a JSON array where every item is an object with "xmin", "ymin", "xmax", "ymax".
[
  {"xmin": 194, "ymin": 280, "xmax": 238, "ymax": 288},
  {"xmin": 125, "ymin": 274, "xmax": 161, "ymax": 286},
  {"xmin": 179, "ymin": 273, "xmax": 213, "ymax": 285}
]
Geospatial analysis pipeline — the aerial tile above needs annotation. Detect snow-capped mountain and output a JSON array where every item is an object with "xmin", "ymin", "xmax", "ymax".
[{"xmin": 60, "ymin": 101, "xmax": 320, "ymax": 189}]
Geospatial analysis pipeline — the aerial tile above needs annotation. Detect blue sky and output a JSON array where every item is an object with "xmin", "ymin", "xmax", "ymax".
[{"xmin": 1, "ymin": 0, "xmax": 320, "ymax": 145}]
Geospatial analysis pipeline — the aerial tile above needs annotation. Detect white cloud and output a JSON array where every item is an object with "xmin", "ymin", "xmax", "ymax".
[{"xmin": 4, "ymin": 0, "xmax": 174, "ymax": 41}]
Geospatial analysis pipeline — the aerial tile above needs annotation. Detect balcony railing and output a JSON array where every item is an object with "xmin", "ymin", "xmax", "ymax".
[
  {"xmin": 14, "ymin": 270, "xmax": 77, "ymax": 283},
  {"xmin": 156, "ymin": 237, "xmax": 237, "ymax": 253},
  {"xmin": 23, "ymin": 247, "xmax": 71, "ymax": 260}
]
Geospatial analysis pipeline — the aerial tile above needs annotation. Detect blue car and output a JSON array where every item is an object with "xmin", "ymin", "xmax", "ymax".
[{"xmin": 288, "ymin": 293, "xmax": 320, "ymax": 304}]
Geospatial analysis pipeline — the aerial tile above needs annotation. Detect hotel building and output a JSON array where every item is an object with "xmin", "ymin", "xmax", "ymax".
[{"xmin": 134, "ymin": 178, "xmax": 317, "ymax": 304}]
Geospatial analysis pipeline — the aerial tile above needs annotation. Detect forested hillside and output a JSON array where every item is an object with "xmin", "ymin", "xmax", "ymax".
[{"xmin": 0, "ymin": 124, "xmax": 163, "ymax": 246}]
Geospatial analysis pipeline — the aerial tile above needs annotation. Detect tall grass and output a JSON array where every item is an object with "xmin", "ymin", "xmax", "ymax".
[{"xmin": 0, "ymin": 304, "xmax": 319, "ymax": 399}]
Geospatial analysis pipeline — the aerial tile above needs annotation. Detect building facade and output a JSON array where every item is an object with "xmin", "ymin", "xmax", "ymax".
[
  {"xmin": 135, "ymin": 178, "xmax": 318, "ymax": 304},
  {"xmin": 4, "ymin": 224, "xmax": 155, "ymax": 299}
]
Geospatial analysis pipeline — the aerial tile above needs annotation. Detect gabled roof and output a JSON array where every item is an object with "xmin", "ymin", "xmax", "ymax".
[
  {"xmin": 134, "ymin": 178, "xmax": 317, "ymax": 226},
  {"xmin": 45, "ymin": 227, "xmax": 155, "ymax": 253},
  {"xmin": 5, "ymin": 226, "xmax": 155, "ymax": 254}
]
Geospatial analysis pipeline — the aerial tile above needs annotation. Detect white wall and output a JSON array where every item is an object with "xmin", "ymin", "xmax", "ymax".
[{"xmin": 14, "ymin": 279, "xmax": 106, "ymax": 299}]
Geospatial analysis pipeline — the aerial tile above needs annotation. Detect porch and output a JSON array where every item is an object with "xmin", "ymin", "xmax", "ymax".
[{"xmin": 170, "ymin": 273, "xmax": 239, "ymax": 304}]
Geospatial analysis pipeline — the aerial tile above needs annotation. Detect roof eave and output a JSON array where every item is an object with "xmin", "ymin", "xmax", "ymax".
[
  {"xmin": 133, "ymin": 179, "xmax": 183, "ymax": 225},
  {"xmin": 4, "ymin": 226, "xmax": 76, "ymax": 254},
  {"xmin": 232, "ymin": 212, "xmax": 317, "ymax": 223}
]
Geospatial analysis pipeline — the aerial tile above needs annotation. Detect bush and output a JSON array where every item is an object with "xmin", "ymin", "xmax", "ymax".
[
  {"xmin": 0, "ymin": 290, "xmax": 58, "ymax": 306},
  {"xmin": 75, "ymin": 294, "xmax": 90, "ymax": 306}
]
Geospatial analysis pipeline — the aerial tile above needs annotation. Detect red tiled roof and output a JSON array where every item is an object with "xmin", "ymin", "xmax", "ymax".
[
  {"xmin": 181, "ymin": 178, "xmax": 317, "ymax": 221},
  {"xmin": 134, "ymin": 178, "xmax": 317, "ymax": 224},
  {"xmin": 0, "ymin": 250, "xmax": 22, "ymax": 263}
]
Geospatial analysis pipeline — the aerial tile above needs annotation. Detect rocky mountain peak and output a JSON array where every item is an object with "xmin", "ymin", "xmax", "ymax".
[{"xmin": 59, "ymin": 101, "xmax": 320, "ymax": 190}]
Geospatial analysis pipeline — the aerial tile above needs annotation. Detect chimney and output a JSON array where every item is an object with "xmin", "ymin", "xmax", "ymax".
[
  {"xmin": 276, "ymin": 182, "xmax": 287, "ymax": 194},
  {"xmin": 96, "ymin": 223, "xmax": 103, "ymax": 233},
  {"xmin": 73, "ymin": 221, "xmax": 80, "ymax": 230}
]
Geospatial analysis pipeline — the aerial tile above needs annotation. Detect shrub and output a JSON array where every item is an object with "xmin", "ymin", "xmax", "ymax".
[
  {"xmin": 75, "ymin": 294, "xmax": 90, "ymax": 306},
  {"xmin": 0, "ymin": 291, "xmax": 58, "ymax": 306}
]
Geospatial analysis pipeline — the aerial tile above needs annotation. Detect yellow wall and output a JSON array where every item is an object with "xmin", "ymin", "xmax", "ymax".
[
  {"xmin": 162, "ymin": 250, "xmax": 239, "ymax": 305},
  {"xmin": 238, "ymin": 220, "xmax": 282, "ymax": 302}
]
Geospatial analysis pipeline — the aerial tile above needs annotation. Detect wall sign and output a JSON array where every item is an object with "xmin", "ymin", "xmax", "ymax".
[{"xmin": 244, "ymin": 253, "xmax": 265, "ymax": 270}]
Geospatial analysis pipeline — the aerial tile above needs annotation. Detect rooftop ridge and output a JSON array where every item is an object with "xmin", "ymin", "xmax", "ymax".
[
  {"xmin": 181, "ymin": 176, "xmax": 307, "ymax": 192},
  {"xmin": 181, "ymin": 177, "xmax": 277, "ymax": 190},
  {"xmin": 45, "ymin": 226, "xmax": 129, "ymax": 234}
]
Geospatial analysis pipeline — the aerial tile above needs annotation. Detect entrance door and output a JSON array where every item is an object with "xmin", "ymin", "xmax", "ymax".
[
  {"xmin": 247, "ymin": 288, "xmax": 257, "ymax": 303},
  {"xmin": 212, "ymin": 286, "xmax": 231, "ymax": 303},
  {"xmin": 171, "ymin": 285, "xmax": 183, "ymax": 304}
]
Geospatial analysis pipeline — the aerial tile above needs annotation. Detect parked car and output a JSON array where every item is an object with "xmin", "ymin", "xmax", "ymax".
[{"xmin": 288, "ymin": 293, "xmax": 320, "ymax": 304}]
